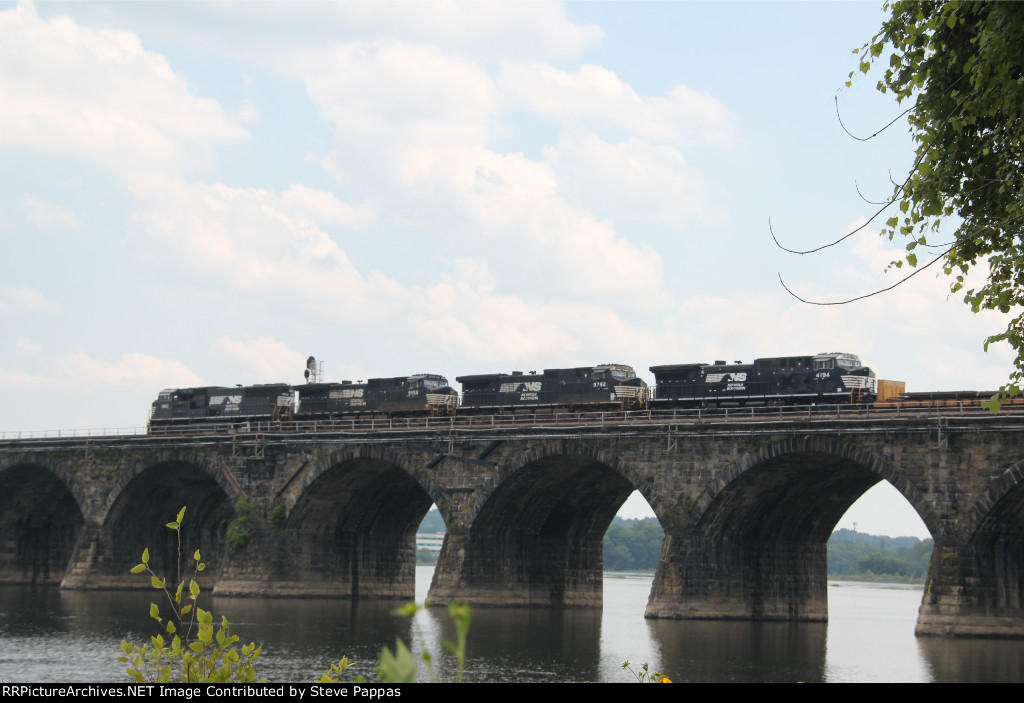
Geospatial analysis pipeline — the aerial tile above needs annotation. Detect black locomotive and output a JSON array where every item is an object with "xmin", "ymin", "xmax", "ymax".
[
  {"xmin": 149, "ymin": 383, "xmax": 295, "ymax": 428},
  {"xmin": 457, "ymin": 363, "xmax": 648, "ymax": 410},
  {"xmin": 295, "ymin": 374, "xmax": 457, "ymax": 417},
  {"xmin": 149, "ymin": 374, "xmax": 457, "ymax": 429},
  {"xmin": 649, "ymin": 352, "xmax": 876, "ymax": 408}
]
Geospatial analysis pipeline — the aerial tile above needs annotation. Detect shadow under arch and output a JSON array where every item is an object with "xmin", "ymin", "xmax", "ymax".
[
  {"xmin": 429, "ymin": 447, "xmax": 640, "ymax": 608},
  {"xmin": 272, "ymin": 452, "xmax": 435, "ymax": 599},
  {"xmin": 94, "ymin": 459, "xmax": 234, "ymax": 589},
  {"xmin": 647, "ymin": 437, "xmax": 931, "ymax": 622},
  {"xmin": 0, "ymin": 463, "xmax": 84, "ymax": 586}
]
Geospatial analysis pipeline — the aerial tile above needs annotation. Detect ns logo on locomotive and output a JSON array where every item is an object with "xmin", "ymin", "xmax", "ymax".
[{"xmin": 148, "ymin": 352, "xmax": 877, "ymax": 431}]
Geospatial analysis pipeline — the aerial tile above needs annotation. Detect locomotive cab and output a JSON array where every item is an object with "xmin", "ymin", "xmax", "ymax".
[{"xmin": 812, "ymin": 352, "xmax": 877, "ymax": 402}]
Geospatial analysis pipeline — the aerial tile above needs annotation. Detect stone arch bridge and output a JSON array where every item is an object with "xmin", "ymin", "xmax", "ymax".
[{"xmin": 2, "ymin": 410, "xmax": 1023, "ymax": 637}]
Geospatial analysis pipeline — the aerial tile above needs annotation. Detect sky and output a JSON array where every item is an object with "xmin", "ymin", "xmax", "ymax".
[{"xmin": 1, "ymin": 1, "xmax": 1008, "ymax": 539}]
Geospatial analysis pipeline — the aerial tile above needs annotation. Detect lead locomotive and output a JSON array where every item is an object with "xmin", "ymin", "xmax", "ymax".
[{"xmin": 649, "ymin": 352, "xmax": 876, "ymax": 408}]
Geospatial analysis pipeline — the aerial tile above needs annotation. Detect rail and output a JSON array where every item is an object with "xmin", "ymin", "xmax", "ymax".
[{"xmin": 2, "ymin": 400, "xmax": 1022, "ymax": 442}]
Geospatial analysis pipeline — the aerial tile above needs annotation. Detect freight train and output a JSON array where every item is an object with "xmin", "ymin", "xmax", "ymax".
[{"xmin": 148, "ymin": 352, "xmax": 877, "ymax": 431}]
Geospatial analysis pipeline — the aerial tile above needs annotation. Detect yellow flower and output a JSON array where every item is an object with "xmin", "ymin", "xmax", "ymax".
[{"xmin": 658, "ymin": 675, "xmax": 672, "ymax": 683}]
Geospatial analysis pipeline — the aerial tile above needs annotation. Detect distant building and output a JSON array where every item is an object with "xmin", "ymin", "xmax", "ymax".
[{"xmin": 416, "ymin": 533, "xmax": 445, "ymax": 555}]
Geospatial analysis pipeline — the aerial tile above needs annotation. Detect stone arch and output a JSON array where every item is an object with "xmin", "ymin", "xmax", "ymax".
[
  {"xmin": 460, "ymin": 438, "xmax": 647, "ymax": 529},
  {"xmin": 429, "ymin": 438, "xmax": 646, "ymax": 607},
  {"xmin": 95, "ymin": 449, "xmax": 237, "ymax": 526},
  {"xmin": 270, "ymin": 445, "xmax": 436, "ymax": 598},
  {"xmin": 97, "ymin": 454, "xmax": 235, "ymax": 586},
  {"xmin": 646, "ymin": 435, "xmax": 930, "ymax": 622},
  {"xmin": 0, "ymin": 462, "xmax": 85, "ymax": 585},
  {"xmin": 690, "ymin": 435, "xmax": 938, "ymax": 538}
]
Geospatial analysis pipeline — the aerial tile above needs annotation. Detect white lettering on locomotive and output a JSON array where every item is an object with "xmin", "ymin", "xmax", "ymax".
[
  {"xmin": 500, "ymin": 381, "xmax": 541, "ymax": 393},
  {"xmin": 329, "ymin": 388, "xmax": 364, "ymax": 399},
  {"xmin": 705, "ymin": 372, "xmax": 747, "ymax": 383}
]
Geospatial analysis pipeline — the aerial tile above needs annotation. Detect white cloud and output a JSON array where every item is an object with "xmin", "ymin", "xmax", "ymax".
[
  {"xmin": 21, "ymin": 194, "xmax": 81, "ymax": 229},
  {"xmin": 50, "ymin": 1, "xmax": 604, "ymax": 64},
  {"xmin": 329, "ymin": 2, "xmax": 606, "ymax": 61},
  {"xmin": 0, "ymin": 351, "xmax": 205, "ymax": 392},
  {"xmin": 0, "ymin": 1, "xmax": 248, "ymax": 174},
  {"xmin": 544, "ymin": 133, "xmax": 729, "ymax": 228},
  {"xmin": 280, "ymin": 185, "xmax": 374, "ymax": 228},
  {"xmin": 126, "ymin": 177, "xmax": 397, "ymax": 321},
  {"xmin": 498, "ymin": 62, "xmax": 738, "ymax": 146},
  {"xmin": 300, "ymin": 41, "xmax": 499, "ymax": 146},
  {"xmin": 0, "ymin": 285, "xmax": 61, "ymax": 312},
  {"xmin": 15, "ymin": 338, "xmax": 42, "ymax": 356},
  {"xmin": 210, "ymin": 337, "xmax": 308, "ymax": 383}
]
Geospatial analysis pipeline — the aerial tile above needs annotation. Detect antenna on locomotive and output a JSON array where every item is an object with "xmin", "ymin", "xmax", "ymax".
[{"xmin": 305, "ymin": 355, "xmax": 324, "ymax": 384}]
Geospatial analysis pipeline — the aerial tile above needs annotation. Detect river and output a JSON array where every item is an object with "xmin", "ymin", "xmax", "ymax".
[{"xmin": 1, "ymin": 568, "xmax": 1021, "ymax": 683}]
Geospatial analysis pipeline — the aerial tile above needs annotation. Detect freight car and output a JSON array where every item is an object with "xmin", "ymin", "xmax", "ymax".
[
  {"xmin": 457, "ymin": 363, "xmax": 648, "ymax": 411},
  {"xmin": 649, "ymin": 352, "xmax": 876, "ymax": 408}
]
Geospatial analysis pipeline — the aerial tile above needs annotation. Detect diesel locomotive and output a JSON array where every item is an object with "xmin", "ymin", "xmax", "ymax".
[
  {"xmin": 149, "ymin": 374, "xmax": 457, "ymax": 429},
  {"xmin": 649, "ymin": 352, "xmax": 876, "ymax": 408},
  {"xmin": 457, "ymin": 363, "xmax": 648, "ymax": 410}
]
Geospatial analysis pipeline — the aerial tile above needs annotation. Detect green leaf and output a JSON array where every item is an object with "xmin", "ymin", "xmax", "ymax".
[
  {"xmin": 377, "ymin": 640, "xmax": 419, "ymax": 683},
  {"xmin": 149, "ymin": 603, "xmax": 161, "ymax": 621},
  {"xmin": 176, "ymin": 506, "xmax": 187, "ymax": 524},
  {"xmin": 130, "ymin": 563, "xmax": 147, "ymax": 574},
  {"xmin": 142, "ymin": 548, "xmax": 150, "ymax": 565}
]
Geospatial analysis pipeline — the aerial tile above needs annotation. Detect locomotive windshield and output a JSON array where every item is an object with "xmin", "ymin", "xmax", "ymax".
[
  {"xmin": 814, "ymin": 353, "xmax": 862, "ymax": 371},
  {"xmin": 597, "ymin": 364, "xmax": 637, "ymax": 380}
]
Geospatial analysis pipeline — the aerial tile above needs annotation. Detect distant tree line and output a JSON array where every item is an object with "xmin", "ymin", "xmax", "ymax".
[
  {"xmin": 827, "ymin": 528, "xmax": 933, "ymax": 580},
  {"xmin": 603, "ymin": 516, "xmax": 663, "ymax": 571}
]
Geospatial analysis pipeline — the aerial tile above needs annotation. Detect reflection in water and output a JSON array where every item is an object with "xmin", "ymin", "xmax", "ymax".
[{"xmin": 1, "ymin": 570, "xmax": 1023, "ymax": 682}]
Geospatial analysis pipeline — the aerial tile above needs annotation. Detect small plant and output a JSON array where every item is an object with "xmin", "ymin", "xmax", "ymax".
[
  {"xmin": 317, "ymin": 657, "xmax": 357, "ymax": 683},
  {"xmin": 119, "ymin": 506, "xmax": 364, "ymax": 683},
  {"xmin": 377, "ymin": 601, "xmax": 471, "ymax": 683},
  {"xmin": 119, "ymin": 507, "xmax": 265, "ymax": 682},
  {"xmin": 225, "ymin": 497, "xmax": 255, "ymax": 556},
  {"xmin": 270, "ymin": 503, "xmax": 287, "ymax": 532},
  {"xmin": 622, "ymin": 660, "xmax": 671, "ymax": 683}
]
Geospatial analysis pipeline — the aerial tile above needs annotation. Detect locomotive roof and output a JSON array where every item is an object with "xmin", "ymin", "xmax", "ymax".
[
  {"xmin": 457, "ymin": 364, "xmax": 636, "ymax": 383},
  {"xmin": 299, "ymin": 373, "xmax": 448, "ymax": 389},
  {"xmin": 649, "ymin": 363, "xmax": 708, "ymax": 373}
]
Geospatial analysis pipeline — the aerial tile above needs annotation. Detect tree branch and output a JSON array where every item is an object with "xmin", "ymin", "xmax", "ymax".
[
  {"xmin": 777, "ymin": 247, "xmax": 952, "ymax": 305},
  {"xmin": 834, "ymin": 96, "xmax": 913, "ymax": 142}
]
